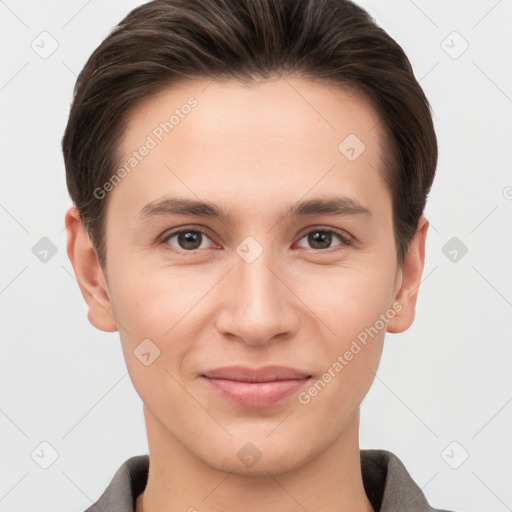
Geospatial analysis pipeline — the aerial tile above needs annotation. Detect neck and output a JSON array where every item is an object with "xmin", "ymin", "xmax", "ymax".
[{"xmin": 136, "ymin": 408, "xmax": 374, "ymax": 512}]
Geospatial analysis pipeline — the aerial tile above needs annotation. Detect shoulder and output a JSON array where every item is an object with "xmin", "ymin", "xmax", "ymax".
[
  {"xmin": 84, "ymin": 455, "xmax": 149, "ymax": 512},
  {"xmin": 360, "ymin": 449, "xmax": 454, "ymax": 512}
]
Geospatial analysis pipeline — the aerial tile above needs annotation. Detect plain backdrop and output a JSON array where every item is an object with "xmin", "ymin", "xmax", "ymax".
[{"xmin": 1, "ymin": 1, "xmax": 511, "ymax": 511}]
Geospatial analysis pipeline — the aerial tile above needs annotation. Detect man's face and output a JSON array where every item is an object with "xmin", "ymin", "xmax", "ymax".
[{"xmin": 93, "ymin": 78, "xmax": 406, "ymax": 474}]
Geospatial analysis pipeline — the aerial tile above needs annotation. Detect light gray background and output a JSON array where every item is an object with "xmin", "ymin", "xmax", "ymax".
[{"xmin": 1, "ymin": 1, "xmax": 511, "ymax": 511}]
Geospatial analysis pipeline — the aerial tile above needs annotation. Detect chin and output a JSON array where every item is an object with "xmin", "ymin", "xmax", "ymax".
[{"xmin": 194, "ymin": 429, "xmax": 318, "ymax": 477}]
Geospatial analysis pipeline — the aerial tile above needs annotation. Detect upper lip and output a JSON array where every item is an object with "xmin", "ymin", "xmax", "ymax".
[{"xmin": 202, "ymin": 365, "xmax": 311, "ymax": 383}]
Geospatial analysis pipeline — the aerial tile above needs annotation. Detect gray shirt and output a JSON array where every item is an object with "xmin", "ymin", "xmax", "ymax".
[{"xmin": 84, "ymin": 449, "xmax": 453, "ymax": 512}]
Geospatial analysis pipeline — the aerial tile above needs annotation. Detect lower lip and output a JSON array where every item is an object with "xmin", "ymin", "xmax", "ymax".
[{"xmin": 202, "ymin": 376, "xmax": 311, "ymax": 408}]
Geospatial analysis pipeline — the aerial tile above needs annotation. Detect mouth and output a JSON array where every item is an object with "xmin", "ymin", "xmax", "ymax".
[{"xmin": 200, "ymin": 365, "xmax": 312, "ymax": 408}]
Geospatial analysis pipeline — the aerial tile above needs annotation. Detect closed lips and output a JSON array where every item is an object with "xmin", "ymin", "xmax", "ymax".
[{"xmin": 201, "ymin": 365, "xmax": 312, "ymax": 382}]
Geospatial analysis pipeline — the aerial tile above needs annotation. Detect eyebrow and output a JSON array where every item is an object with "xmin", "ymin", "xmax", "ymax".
[{"xmin": 137, "ymin": 196, "xmax": 371, "ymax": 223}]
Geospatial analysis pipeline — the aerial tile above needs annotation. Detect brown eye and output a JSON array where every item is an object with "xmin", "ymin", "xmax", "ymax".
[
  {"xmin": 296, "ymin": 229, "xmax": 350, "ymax": 251},
  {"xmin": 308, "ymin": 231, "xmax": 333, "ymax": 249},
  {"xmin": 164, "ymin": 229, "xmax": 214, "ymax": 251}
]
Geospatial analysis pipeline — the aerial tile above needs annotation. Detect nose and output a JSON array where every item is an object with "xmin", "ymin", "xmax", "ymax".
[{"xmin": 214, "ymin": 243, "xmax": 300, "ymax": 346}]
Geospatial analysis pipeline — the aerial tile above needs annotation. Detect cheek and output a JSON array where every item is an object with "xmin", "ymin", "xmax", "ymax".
[
  {"xmin": 111, "ymin": 271, "xmax": 196, "ymax": 413},
  {"xmin": 297, "ymin": 263, "xmax": 396, "ymax": 340},
  {"xmin": 293, "ymin": 263, "xmax": 394, "ymax": 396},
  {"xmin": 295, "ymin": 271, "xmax": 392, "ymax": 430},
  {"xmin": 106, "ymin": 265, "xmax": 180, "ymax": 375},
  {"xmin": 109, "ymin": 260, "xmax": 204, "ymax": 336},
  {"xmin": 108, "ymin": 262, "xmax": 220, "ymax": 395}
]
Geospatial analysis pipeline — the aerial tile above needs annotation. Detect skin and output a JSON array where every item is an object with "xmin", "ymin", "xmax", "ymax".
[{"xmin": 66, "ymin": 77, "xmax": 428, "ymax": 512}]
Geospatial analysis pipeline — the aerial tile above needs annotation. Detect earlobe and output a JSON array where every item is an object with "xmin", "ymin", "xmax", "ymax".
[
  {"xmin": 386, "ymin": 216, "xmax": 429, "ymax": 334},
  {"xmin": 65, "ymin": 206, "xmax": 118, "ymax": 333}
]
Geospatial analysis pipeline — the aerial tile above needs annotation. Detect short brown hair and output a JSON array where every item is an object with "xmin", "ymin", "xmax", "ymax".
[{"xmin": 62, "ymin": 0, "xmax": 437, "ymax": 269}]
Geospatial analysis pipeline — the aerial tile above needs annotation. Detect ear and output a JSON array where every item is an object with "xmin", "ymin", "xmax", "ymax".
[
  {"xmin": 386, "ymin": 216, "xmax": 429, "ymax": 333},
  {"xmin": 65, "ymin": 205, "xmax": 118, "ymax": 332}
]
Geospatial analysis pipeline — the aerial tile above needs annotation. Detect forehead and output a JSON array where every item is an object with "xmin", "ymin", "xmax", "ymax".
[
  {"xmin": 122, "ymin": 76, "xmax": 384, "ymax": 151},
  {"xmin": 110, "ymin": 77, "xmax": 390, "ymax": 225}
]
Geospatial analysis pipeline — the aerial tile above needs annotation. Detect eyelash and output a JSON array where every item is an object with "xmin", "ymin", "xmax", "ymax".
[{"xmin": 159, "ymin": 226, "xmax": 353, "ymax": 254}]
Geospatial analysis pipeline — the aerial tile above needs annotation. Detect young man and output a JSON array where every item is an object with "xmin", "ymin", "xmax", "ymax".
[{"xmin": 63, "ymin": 0, "xmax": 451, "ymax": 510}]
